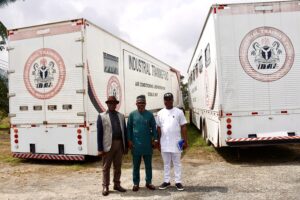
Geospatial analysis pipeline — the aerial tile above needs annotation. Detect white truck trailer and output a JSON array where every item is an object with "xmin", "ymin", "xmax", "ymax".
[
  {"xmin": 188, "ymin": 1, "xmax": 300, "ymax": 147},
  {"xmin": 8, "ymin": 18, "xmax": 183, "ymax": 160}
]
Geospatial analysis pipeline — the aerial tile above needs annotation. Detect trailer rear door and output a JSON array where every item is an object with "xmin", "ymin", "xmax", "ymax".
[{"xmin": 9, "ymin": 20, "xmax": 85, "ymax": 125}]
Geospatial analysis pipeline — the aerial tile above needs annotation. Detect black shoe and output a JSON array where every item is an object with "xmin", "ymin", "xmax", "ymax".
[
  {"xmin": 113, "ymin": 185, "xmax": 127, "ymax": 192},
  {"xmin": 175, "ymin": 183, "xmax": 184, "ymax": 191},
  {"xmin": 146, "ymin": 183, "xmax": 156, "ymax": 190},
  {"xmin": 102, "ymin": 186, "xmax": 109, "ymax": 196},
  {"xmin": 159, "ymin": 182, "xmax": 171, "ymax": 190},
  {"xmin": 132, "ymin": 185, "xmax": 139, "ymax": 192}
]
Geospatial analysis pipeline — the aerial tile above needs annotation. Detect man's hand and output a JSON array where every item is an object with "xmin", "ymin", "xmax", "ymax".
[
  {"xmin": 152, "ymin": 140, "xmax": 159, "ymax": 149},
  {"xmin": 98, "ymin": 151, "xmax": 105, "ymax": 156},
  {"xmin": 128, "ymin": 141, "xmax": 133, "ymax": 149},
  {"xmin": 183, "ymin": 142, "xmax": 188, "ymax": 150}
]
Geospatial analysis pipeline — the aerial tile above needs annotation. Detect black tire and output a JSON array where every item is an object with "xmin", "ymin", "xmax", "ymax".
[
  {"xmin": 203, "ymin": 122, "xmax": 211, "ymax": 146},
  {"xmin": 189, "ymin": 109, "xmax": 193, "ymax": 125},
  {"xmin": 199, "ymin": 117, "xmax": 203, "ymax": 135}
]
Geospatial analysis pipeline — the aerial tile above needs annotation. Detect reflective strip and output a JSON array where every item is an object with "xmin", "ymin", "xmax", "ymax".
[
  {"xmin": 226, "ymin": 136, "xmax": 300, "ymax": 143},
  {"xmin": 12, "ymin": 153, "xmax": 85, "ymax": 161}
]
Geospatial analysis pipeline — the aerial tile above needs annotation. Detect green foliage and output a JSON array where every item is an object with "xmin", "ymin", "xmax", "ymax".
[
  {"xmin": 0, "ymin": 0, "xmax": 17, "ymax": 8},
  {"xmin": 0, "ymin": 116, "xmax": 9, "ymax": 128},
  {"xmin": 0, "ymin": 0, "xmax": 21, "ymax": 50},
  {"xmin": 180, "ymin": 75, "xmax": 189, "ymax": 109},
  {"xmin": 0, "ymin": 76, "xmax": 8, "ymax": 115},
  {"xmin": 0, "ymin": 21, "xmax": 6, "ymax": 51}
]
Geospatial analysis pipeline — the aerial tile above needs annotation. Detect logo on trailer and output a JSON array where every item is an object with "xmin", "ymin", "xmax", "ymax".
[
  {"xmin": 24, "ymin": 48, "xmax": 66, "ymax": 99},
  {"xmin": 239, "ymin": 27, "xmax": 294, "ymax": 82},
  {"xmin": 106, "ymin": 76, "xmax": 122, "ymax": 110}
]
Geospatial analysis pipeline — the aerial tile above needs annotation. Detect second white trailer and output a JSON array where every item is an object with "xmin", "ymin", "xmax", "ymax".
[{"xmin": 188, "ymin": 1, "xmax": 300, "ymax": 147}]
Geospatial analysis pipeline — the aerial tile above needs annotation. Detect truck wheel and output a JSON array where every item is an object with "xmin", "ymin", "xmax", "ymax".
[
  {"xmin": 189, "ymin": 109, "xmax": 192, "ymax": 124},
  {"xmin": 203, "ymin": 123, "xmax": 211, "ymax": 146},
  {"xmin": 199, "ymin": 118, "xmax": 203, "ymax": 135}
]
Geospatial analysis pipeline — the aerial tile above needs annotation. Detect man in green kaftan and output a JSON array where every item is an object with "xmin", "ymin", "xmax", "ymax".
[{"xmin": 127, "ymin": 95, "xmax": 158, "ymax": 192}]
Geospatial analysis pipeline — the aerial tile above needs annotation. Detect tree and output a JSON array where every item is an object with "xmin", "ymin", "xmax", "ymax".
[
  {"xmin": 0, "ymin": 0, "xmax": 20, "ymax": 116},
  {"xmin": 0, "ymin": 0, "xmax": 18, "ymax": 51},
  {"xmin": 0, "ymin": 76, "xmax": 8, "ymax": 115},
  {"xmin": 180, "ymin": 75, "xmax": 189, "ymax": 110},
  {"xmin": 0, "ymin": 21, "xmax": 7, "ymax": 51}
]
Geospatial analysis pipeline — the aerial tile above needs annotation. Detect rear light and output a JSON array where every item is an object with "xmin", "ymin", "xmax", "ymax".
[
  {"xmin": 76, "ymin": 19, "xmax": 84, "ymax": 25},
  {"xmin": 14, "ymin": 134, "xmax": 18, "ymax": 138},
  {"xmin": 227, "ymin": 124, "xmax": 232, "ymax": 129},
  {"xmin": 14, "ymin": 129, "xmax": 18, "ymax": 133},
  {"xmin": 218, "ymin": 5, "xmax": 225, "ymax": 10},
  {"xmin": 62, "ymin": 124, "xmax": 67, "ymax": 127},
  {"xmin": 78, "ymin": 141, "xmax": 82, "ymax": 145},
  {"xmin": 12, "ymin": 124, "xmax": 17, "ymax": 128},
  {"xmin": 79, "ymin": 124, "xmax": 85, "ymax": 128},
  {"xmin": 77, "ymin": 135, "xmax": 82, "ymax": 139},
  {"xmin": 77, "ymin": 129, "xmax": 82, "ymax": 134},
  {"xmin": 14, "ymin": 139, "xmax": 18, "ymax": 144},
  {"xmin": 281, "ymin": 110, "xmax": 288, "ymax": 114},
  {"xmin": 226, "ymin": 113, "xmax": 232, "ymax": 116},
  {"xmin": 31, "ymin": 124, "xmax": 36, "ymax": 127},
  {"xmin": 227, "ymin": 130, "xmax": 232, "ymax": 135},
  {"xmin": 252, "ymin": 112, "xmax": 258, "ymax": 115}
]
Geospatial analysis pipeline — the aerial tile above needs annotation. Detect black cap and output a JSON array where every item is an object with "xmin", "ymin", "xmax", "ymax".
[
  {"xmin": 136, "ymin": 95, "xmax": 146, "ymax": 103},
  {"xmin": 105, "ymin": 96, "xmax": 119, "ymax": 104},
  {"xmin": 164, "ymin": 92, "xmax": 173, "ymax": 100}
]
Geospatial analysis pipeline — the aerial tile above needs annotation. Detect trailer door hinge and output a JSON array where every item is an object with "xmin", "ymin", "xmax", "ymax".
[
  {"xmin": 7, "ymin": 69, "xmax": 15, "ymax": 74},
  {"xmin": 7, "ymin": 93, "xmax": 16, "ymax": 98},
  {"xmin": 76, "ymin": 89, "xmax": 85, "ymax": 94},
  {"xmin": 75, "ymin": 63, "xmax": 84, "ymax": 68},
  {"xmin": 6, "ymin": 46, "xmax": 14, "ymax": 51},
  {"xmin": 77, "ymin": 112, "xmax": 86, "ymax": 117},
  {"xmin": 8, "ymin": 113, "xmax": 16, "ymax": 117},
  {"xmin": 75, "ymin": 37, "xmax": 84, "ymax": 42}
]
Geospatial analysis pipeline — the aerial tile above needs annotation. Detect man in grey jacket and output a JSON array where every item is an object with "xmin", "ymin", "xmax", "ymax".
[{"xmin": 97, "ymin": 96, "xmax": 128, "ymax": 196}]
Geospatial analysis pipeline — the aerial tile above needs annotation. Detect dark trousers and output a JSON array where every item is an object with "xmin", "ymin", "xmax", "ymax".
[
  {"xmin": 132, "ymin": 154, "xmax": 152, "ymax": 185},
  {"xmin": 102, "ymin": 140, "xmax": 123, "ymax": 187}
]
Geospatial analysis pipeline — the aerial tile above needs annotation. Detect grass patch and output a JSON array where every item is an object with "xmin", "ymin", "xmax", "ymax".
[
  {"xmin": 0, "ymin": 117, "xmax": 10, "ymax": 129},
  {"xmin": 0, "ymin": 155, "xmax": 22, "ymax": 165},
  {"xmin": 186, "ymin": 124, "xmax": 215, "ymax": 152}
]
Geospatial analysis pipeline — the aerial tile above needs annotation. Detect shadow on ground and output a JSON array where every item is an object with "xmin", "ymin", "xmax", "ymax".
[
  {"xmin": 217, "ymin": 144, "xmax": 300, "ymax": 165},
  {"xmin": 120, "ymin": 185, "xmax": 228, "ymax": 197}
]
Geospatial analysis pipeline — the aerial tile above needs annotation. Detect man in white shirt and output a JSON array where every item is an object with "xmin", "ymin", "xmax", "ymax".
[{"xmin": 157, "ymin": 92, "xmax": 188, "ymax": 191}]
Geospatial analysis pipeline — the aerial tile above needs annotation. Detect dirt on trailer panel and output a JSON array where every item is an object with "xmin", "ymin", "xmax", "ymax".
[{"xmin": 1, "ymin": 129, "xmax": 300, "ymax": 200}]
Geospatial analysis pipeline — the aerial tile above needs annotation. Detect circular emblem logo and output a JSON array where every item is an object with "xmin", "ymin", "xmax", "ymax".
[
  {"xmin": 239, "ymin": 27, "xmax": 294, "ymax": 82},
  {"xmin": 106, "ymin": 76, "xmax": 122, "ymax": 110},
  {"xmin": 24, "ymin": 48, "xmax": 66, "ymax": 99}
]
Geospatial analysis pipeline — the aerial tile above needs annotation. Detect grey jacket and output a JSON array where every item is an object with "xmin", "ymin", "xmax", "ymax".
[{"xmin": 97, "ymin": 111, "xmax": 127, "ymax": 152}]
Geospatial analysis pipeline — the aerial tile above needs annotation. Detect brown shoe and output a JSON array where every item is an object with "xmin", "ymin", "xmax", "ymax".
[
  {"xmin": 146, "ymin": 183, "xmax": 156, "ymax": 190},
  {"xmin": 102, "ymin": 186, "xmax": 109, "ymax": 196},
  {"xmin": 132, "ymin": 185, "xmax": 139, "ymax": 192},
  {"xmin": 114, "ymin": 185, "xmax": 127, "ymax": 192}
]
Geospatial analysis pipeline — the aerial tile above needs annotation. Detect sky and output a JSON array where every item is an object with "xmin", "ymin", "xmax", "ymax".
[{"xmin": 0, "ymin": 0, "xmax": 285, "ymax": 77}]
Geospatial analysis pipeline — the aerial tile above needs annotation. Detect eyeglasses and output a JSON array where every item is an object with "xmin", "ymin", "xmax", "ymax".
[{"xmin": 107, "ymin": 102, "xmax": 117, "ymax": 105}]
